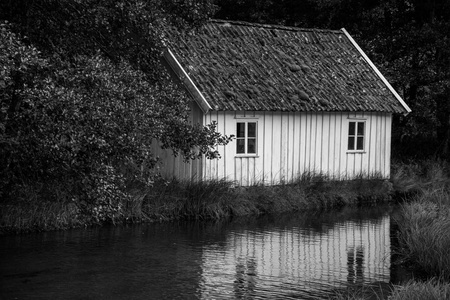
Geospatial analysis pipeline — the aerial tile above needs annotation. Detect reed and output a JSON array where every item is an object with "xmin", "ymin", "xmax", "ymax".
[
  {"xmin": 0, "ymin": 172, "xmax": 393, "ymax": 233},
  {"xmin": 391, "ymin": 159, "xmax": 450, "ymax": 197},
  {"xmin": 395, "ymin": 199, "xmax": 450, "ymax": 279},
  {"xmin": 0, "ymin": 202, "xmax": 81, "ymax": 234},
  {"xmin": 388, "ymin": 279, "xmax": 450, "ymax": 300},
  {"xmin": 138, "ymin": 174, "xmax": 392, "ymax": 223},
  {"xmin": 329, "ymin": 282, "xmax": 393, "ymax": 300},
  {"xmin": 329, "ymin": 280, "xmax": 450, "ymax": 300},
  {"xmin": 141, "ymin": 178, "xmax": 237, "ymax": 221},
  {"xmin": 392, "ymin": 159, "xmax": 450, "ymax": 279}
]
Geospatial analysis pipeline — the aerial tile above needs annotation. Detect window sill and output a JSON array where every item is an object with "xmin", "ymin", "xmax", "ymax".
[
  {"xmin": 235, "ymin": 154, "xmax": 259, "ymax": 158},
  {"xmin": 346, "ymin": 150, "xmax": 366, "ymax": 154}
]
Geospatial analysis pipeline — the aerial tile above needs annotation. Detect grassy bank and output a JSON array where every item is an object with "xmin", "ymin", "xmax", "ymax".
[
  {"xmin": 329, "ymin": 159, "xmax": 450, "ymax": 300},
  {"xmin": 0, "ymin": 174, "xmax": 392, "ymax": 234},
  {"xmin": 391, "ymin": 159, "xmax": 450, "ymax": 280},
  {"xmin": 330, "ymin": 279, "xmax": 450, "ymax": 300},
  {"xmin": 388, "ymin": 279, "xmax": 450, "ymax": 300}
]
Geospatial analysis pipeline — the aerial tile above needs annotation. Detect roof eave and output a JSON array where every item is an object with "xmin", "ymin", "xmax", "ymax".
[
  {"xmin": 163, "ymin": 48, "xmax": 212, "ymax": 114},
  {"xmin": 340, "ymin": 28, "xmax": 412, "ymax": 116}
]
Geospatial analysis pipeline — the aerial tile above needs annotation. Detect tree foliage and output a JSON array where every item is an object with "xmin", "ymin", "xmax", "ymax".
[{"xmin": 0, "ymin": 0, "xmax": 232, "ymax": 219}]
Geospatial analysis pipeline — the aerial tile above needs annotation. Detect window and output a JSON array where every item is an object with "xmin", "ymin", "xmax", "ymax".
[
  {"xmin": 236, "ymin": 122, "xmax": 257, "ymax": 155},
  {"xmin": 348, "ymin": 121, "xmax": 365, "ymax": 151}
]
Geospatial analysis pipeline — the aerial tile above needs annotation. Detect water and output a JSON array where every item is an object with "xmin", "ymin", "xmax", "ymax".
[{"xmin": 0, "ymin": 205, "xmax": 408, "ymax": 299}]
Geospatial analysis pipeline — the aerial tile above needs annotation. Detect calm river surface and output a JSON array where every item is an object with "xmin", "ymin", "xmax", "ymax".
[{"xmin": 0, "ymin": 205, "xmax": 408, "ymax": 299}]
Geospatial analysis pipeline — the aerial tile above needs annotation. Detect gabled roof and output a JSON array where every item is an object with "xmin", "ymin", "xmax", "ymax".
[{"xmin": 166, "ymin": 20, "xmax": 411, "ymax": 114}]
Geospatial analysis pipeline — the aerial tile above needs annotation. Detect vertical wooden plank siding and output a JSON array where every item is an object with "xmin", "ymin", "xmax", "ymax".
[
  {"xmin": 375, "ymin": 113, "xmax": 381, "ymax": 176},
  {"xmin": 385, "ymin": 114, "xmax": 392, "ymax": 178},
  {"xmin": 368, "ymin": 113, "xmax": 376, "ymax": 176},
  {"xmin": 271, "ymin": 112, "xmax": 282, "ymax": 183},
  {"xmin": 329, "ymin": 113, "xmax": 336, "ymax": 179},
  {"xmin": 281, "ymin": 112, "xmax": 289, "ymax": 182},
  {"xmin": 290, "ymin": 112, "xmax": 297, "ymax": 181},
  {"xmin": 380, "ymin": 113, "xmax": 386, "ymax": 177},
  {"xmin": 293, "ymin": 112, "xmax": 301, "ymax": 179},
  {"xmin": 223, "ymin": 112, "xmax": 234, "ymax": 182},
  {"xmin": 306, "ymin": 112, "xmax": 313, "ymax": 175},
  {"xmin": 154, "ymin": 109, "xmax": 393, "ymax": 185},
  {"xmin": 203, "ymin": 112, "xmax": 211, "ymax": 180},
  {"xmin": 321, "ymin": 113, "xmax": 330, "ymax": 175},
  {"xmin": 361, "ymin": 112, "xmax": 370, "ymax": 177},
  {"xmin": 299, "ymin": 112, "xmax": 307, "ymax": 176}
]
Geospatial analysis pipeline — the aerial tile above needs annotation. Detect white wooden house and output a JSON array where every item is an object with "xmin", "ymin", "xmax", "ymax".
[{"xmin": 153, "ymin": 20, "xmax": 411, "ymax": 185}]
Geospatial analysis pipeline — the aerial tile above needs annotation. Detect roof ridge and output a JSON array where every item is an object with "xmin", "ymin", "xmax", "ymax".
[{"xmin": 209, "ymin": 19, "xmax": 342, "ymax": 34}]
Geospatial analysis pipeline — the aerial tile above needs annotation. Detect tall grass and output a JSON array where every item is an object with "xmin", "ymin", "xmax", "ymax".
[
  {"xmin": 391, "ymin": 159, "xmax": 450, "ymax": 197},
  {"xmin": 392, "ymin": 159, "xmax": 450, "ymax": 279},
  {"xmin": 0, "ymin": 172, "xmax": 393, "ymax": 234},
  {"xmin": 389, "ymin": 279, "xmax": 450, "ymax": 300},
  {"xmin": 136, "ymin": 174, "xmax": 392, "ymax": 223},
  {"xmin": 329, "ymin": 282, "xmax": 393, "ymax": 300},
  {"xmin": 395, "ymin": 196, "xmax": 450, "ymax": 279},
  {"xmin": 329, "ymin": 279, "xmax": 450, "ymax": 300},
  {"xmin": 0, "ymin": 202, "xmax": 81, "ymax": 234},
  {"xmin": 141, "ymin": 179, "xmax": 236, "ymax": 221}
]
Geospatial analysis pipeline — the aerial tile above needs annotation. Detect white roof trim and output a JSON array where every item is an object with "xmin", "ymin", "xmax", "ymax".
[
  {"xmin": 163, "ymin": 48, "xmax": 212, "ymax": 114},
  {"xmin": 341, "ymin": 28, "xmax": 411, "ymax": 115}
]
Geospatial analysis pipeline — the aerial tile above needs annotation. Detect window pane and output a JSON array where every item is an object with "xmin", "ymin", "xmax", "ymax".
[
  {"xmin": 348, "ymin": 122, "xmax": 355, "ymax": 135},
  {"xmin": 357, "ymin": 137, "xmax": 364, "ymax": 150},
  {"xmin": 248, "ymin": 122, "xmax": 256, "ymax": 137},
  {"xmin": 236, "ymin": 139, "xmax": 245, "ymax": 153},
  {"xmin": 357, "ymin": 122, "xmax": 365, "ymax": 136},
  {"xmin": 348, "ymin": 137, "xmax": 355, "ymax": 150},
  {"xmin": 248, "ymin": 138, "xmax": 256, "ymax": 153},
  {"xmin": 237, "ymin": 123, "xmax": 245, "ymax": 138}
]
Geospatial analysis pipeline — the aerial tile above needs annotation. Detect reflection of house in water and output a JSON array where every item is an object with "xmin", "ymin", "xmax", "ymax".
[{"xmin": 199, "ymin": 215, "xmax": 391, "ymax": 298}]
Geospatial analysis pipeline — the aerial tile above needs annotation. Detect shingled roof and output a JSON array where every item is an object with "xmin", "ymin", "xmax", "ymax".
[{"xmin": 166, "ymin": 20, "xmax": 411, "ymax": 114}]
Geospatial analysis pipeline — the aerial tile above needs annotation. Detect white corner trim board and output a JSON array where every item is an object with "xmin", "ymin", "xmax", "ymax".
[
  {"xmin": 341, "ymin": 28, "xmax": 412, "ymax": 115},
  {"xmin": 164, "ymin": 48, "xmax": 212, "ymax": 114}
]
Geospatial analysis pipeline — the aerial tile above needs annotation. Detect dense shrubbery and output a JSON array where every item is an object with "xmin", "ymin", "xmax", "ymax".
[{"xmin": 0, "ymin": 1, "xmax": 231, "ymax": 221}]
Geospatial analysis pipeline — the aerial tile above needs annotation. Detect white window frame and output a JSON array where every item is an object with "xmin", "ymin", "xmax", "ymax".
[
  {"xmin": 347, "ymin": 120, "xmax": 366, "ymax": 152},
  {"xmin": 235, "ymin": 121, "xmax": 258, "ymax": 156}
]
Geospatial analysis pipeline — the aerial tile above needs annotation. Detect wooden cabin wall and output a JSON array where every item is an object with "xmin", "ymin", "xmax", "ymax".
[
  {"xmin": 203, "ymin": 111, "xmax": 392, "ymax": 186},
  {"xmin": 151, "ymin": 101, "xmax": 204, "ymax": 181}
]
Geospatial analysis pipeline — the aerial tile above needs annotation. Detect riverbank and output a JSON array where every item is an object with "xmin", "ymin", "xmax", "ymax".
[
  {"xmin": 392, "ymin": 159, "xmax": 450, "ymax": 279},
  {"xmin": 332, "ymin": 159, "xmax": 450, "ymax": 300},
  {"xmin": 0, "ymin": 173, "xmax": 392, "ymax": 235},
  {"xmin": 331, "ymin": 279, "xmax": 450, "ymax": 300},
  {"xmin": 2, "ymin": 159, "xmax": 450, "ymax": 299}
]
